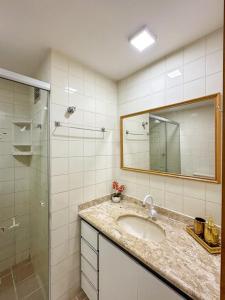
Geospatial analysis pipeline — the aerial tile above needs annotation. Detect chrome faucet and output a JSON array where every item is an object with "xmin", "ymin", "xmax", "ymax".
[{"xmin": 143, "ymin": 194, "xmax": 158, "ymax": 220}]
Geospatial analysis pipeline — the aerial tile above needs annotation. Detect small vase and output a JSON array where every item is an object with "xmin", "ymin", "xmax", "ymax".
[{"xmin": 111, "ymin": 195, "xmax": 121, "ymax": 203}]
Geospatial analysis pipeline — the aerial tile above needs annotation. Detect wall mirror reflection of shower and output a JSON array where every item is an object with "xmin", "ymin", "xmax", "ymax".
[{"xmin": 121, "ymin": 93, "xmax": 221, "ymax": 183}]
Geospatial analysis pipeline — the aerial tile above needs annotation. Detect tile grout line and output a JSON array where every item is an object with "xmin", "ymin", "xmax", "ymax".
[
  {"xmin": 11, "ymin": 267, "xmax": 19, "ymax": 300},
  {"xmin": 35, "ymin": 273, "xmax": 47, "ymax": 300},
  {"xmin": 23, "ymin": 287, "xmax": 42, "ymax": 300}
]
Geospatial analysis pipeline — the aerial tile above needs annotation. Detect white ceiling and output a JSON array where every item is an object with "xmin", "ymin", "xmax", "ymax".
[{"xmin": 0, "ymin": 0, "xmax": 223, "ymax": 81}]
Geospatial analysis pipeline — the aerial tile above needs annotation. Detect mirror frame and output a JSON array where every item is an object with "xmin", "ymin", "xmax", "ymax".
[{"xmin": 120, "ymin": 93, "xmax": 222, "ymax": 184}]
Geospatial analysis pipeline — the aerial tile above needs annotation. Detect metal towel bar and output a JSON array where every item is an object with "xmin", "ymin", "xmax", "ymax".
[
  {"xmin": 125, "ymin": 130, "xmax": 149, "ymax": 136},
  {"xmin": 55, "ymin": 121, "xmax": 106, "ymax": 132}
]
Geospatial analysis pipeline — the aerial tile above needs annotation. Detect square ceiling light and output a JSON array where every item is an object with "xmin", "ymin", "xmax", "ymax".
[
  {"xmin": 129, "ymin": 27, "xmax": 156, "ymax": 52},
  {"xmin": 167, "ymin": 69, "xmax": 182, "ymax": 78}
]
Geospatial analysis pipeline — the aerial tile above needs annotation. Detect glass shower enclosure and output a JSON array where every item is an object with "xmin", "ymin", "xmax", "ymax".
[
  {"xmin": 0, "ymin": 76, "xmax": 49, "ymax": 300},
  {"xmin": 149, "ymin": 115, "xmax": 181, "ymax": 174}
]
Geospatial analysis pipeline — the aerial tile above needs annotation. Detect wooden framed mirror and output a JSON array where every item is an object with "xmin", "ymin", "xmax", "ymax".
[{"xmin": 120, "ymin": 93, "xmax": 222, "ymax": 183}]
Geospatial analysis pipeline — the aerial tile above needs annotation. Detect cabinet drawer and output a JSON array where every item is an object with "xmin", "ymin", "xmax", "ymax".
[
  {"xmin": 81, "ymin": 256, "xmax": 98, "ymax": 289},
  {"xmin": 81, "ymin": 238, "xmax": 98, "ymax": 270},
  {"xmin": 81, "ymin": 220, "xmax": 98, "ymax": 251},
  {"xmin": 81, "ymin": 273, "xmax": 98, "ymax": 300}
]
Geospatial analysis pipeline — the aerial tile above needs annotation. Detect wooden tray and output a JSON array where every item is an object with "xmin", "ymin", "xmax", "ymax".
[{"xmin": 186, "ymin": 225, "xmax": 221, "ymax": 254}]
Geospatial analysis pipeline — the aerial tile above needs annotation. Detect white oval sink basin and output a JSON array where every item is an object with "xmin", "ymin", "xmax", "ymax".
[{"xmin": 117, "ymin": 215, "xmax": 166, "ymax": 242}]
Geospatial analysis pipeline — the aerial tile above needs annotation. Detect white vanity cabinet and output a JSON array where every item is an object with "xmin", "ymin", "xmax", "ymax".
[
  {"xmin": 99, "ymin": 235, "xmax": 185, "ymax": 300},
  {"xmin": 99, "ymin": 235, "xmax": 138, "ymax": 300},
  {"xmin": 80, "ymin": 220, "xmax": 186, "ymax": 300},
  {"xmin": 137, "ymin": 267, "xmax": 184, "ymax": 300},
  {"xmin": 81, "ymin": 220, "xmax": 99, "ymax": 300}
]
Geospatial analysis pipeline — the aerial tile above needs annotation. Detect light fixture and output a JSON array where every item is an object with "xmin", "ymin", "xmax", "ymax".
[
  {"xmin": 167, "ymin": 69, "xmax": 182, "ymax": 78},
  {"xmin": 129, "ymin": 27, "xmax": 156, "ymax": 52},
  {"xmin": 64, "ymin": 86, "xmax": 77, "ymax": 94}
]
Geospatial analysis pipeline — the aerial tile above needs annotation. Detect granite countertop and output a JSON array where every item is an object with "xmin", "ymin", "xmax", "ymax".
[{"xmin": 79, "ymin": 196, "xmax": 220, "ymax": 300}]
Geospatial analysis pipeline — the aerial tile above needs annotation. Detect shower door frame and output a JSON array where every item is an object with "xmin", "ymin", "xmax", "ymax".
[
  {"xmin": 0, "ymin": 67, "xmax": 51, "ymax": 299},
  {"xmin": 0, "ymin": 68, "xmax": 50, "ymax": 91}
]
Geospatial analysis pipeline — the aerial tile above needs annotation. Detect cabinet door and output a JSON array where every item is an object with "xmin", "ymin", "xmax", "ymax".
[
  {"xmin": 137, "ymin": 266, "xmax": 185, "ymax": 300},
  {"xmin": 99, "ymin": 235, "xmax": 138, "ymax": 300}
]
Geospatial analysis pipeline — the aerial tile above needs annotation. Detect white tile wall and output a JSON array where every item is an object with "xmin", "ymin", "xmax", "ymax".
[
  {"xmin": 117, "ymin": 28, "xmax": 223, "ymax": 225},
  {"xmin": 48, "ymin": 50, "xmax": 117, "ymax": 300},
  {"xmin": 36, "ymin": 28, "xmax": 223, "ymax": 300}
]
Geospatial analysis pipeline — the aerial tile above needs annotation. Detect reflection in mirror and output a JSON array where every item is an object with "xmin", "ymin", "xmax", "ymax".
[{"xmin": 121, "ymin": 94, "xmax": 221, "ymax": 182}]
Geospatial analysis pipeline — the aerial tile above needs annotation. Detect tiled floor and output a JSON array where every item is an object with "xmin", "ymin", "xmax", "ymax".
[
  {"xmin": 75, "ymin": 290, "xmax": 89, "ymax": 300},
  {"xmin": 0, "ymin": 259, "xmax": 45, "ymax": 300}
]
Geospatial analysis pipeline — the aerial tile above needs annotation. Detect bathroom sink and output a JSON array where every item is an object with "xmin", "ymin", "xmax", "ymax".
[{"xmin": 117, "ymin": 215, "xmax": 166, "ymax": 242}]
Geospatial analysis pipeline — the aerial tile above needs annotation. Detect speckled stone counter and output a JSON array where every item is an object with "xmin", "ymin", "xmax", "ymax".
[{"xmin": 79, "ymin": 196, "xmax": 220, "ymax": 300}]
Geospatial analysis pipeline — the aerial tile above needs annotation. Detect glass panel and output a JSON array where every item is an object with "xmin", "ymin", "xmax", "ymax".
[
  {"xmin": 166, "ymin": 122, "xmax": 181, "ymax": 174},
  {"xmin": 0, "ymin": 78, "xmax": 49, "ymax": 299},
  {"xmin": 149, "ymin": 119, "xmax": 181, "ymax": 173},
  {"xmin": 30, "ymin": 88, "xmax": 49, "ymax": 298},
  {"xmin": 149, "ymin": 119, "xmax": 166, "ymax": 172}
]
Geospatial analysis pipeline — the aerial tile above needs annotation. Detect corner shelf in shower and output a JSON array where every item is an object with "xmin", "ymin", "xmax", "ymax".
[
  {"xmin": 12, "ymin": 120, "xmax": 33, "ymax": 156},
  {"xmin": 13, "ymin": 120, "xmax": 32, "ymax": 125},
  {"xmin": 13, "ymin": 143, "xmax": 32, "ymax": 146},
  {"xmin": 13, "ymin": 152, "xmax": 33, "ymax": 156}
]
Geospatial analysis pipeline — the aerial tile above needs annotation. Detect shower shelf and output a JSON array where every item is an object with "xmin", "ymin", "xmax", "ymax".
[
  {"xmin": 13, "ymin": 143, "xmax": 32, "ymax": 146},
  {"xmin": 12, "ymin": 120, "xmax": 33, "ymax": 156},
  {"xmin": 13, "ymin": 120, "xmax": 32, "ymax": 125},
  {"xmin": 13, "ymin": 152, "xmax": 33, "ymax": 156}
]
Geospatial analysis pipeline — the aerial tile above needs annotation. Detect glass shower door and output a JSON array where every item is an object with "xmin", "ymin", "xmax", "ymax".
[
  {"xmin": 0, "ymin": 78, "xmax": 49, "ymax": 300},
  {"xmin": 149, "ymin": 117, "xmax": 181, "ymax": 173},
  {"xmin": 30, "ymin": 88, "xmax": 49, "ymax": 299},
  {"xmin": 149, "ymin": 119, "xmax": 167, "ymax": 172},
  {"xmin": 166, "ymin": 122, "xmax": 181, "ymax": 174}
]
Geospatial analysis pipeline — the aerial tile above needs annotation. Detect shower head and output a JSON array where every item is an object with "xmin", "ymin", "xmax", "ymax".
[{"xmin": 142, "ymin": 121, "xmax": 148, "ymax": 129}]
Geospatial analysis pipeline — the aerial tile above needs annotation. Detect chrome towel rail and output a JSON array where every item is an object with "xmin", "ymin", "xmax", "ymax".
[
  {"xmin": 125, "ymin": 130, "xmax": 148, "ymax": 136},
  {"xmin": 55, "ymin": 121, "xmax": 106, "ymax": 133}
]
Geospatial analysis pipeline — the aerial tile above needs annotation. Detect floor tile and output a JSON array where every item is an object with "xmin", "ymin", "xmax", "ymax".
[
  {"xmin": 75, "ymin": 289, "xmax": 89, "ymax": 300},
  {"xmin": 0, "ymin": 273, "xmax": 13, "ymax": 291},
  {"xmin": 13, "ymin": 262, "xmax": 34, "ymax": 283},
  {"xmin": 0, "ymin": 287, "xmax": 17, "ymax": 300},
  {"xmin": 16, "ymin": 274, "xmax": 40, "ymax": 299},
  {"xmin": 0, "ymin": 268, "xmax": 11, "ymax": 278},
  {"xmin": 24, "ymin": 288, "xmax": 45, "ymax": 300}
]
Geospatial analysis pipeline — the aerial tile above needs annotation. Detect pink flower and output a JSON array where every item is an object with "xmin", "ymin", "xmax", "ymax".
[
  {"xmin": 112, "ymin": 181, "xmax": 118, "ymax": 190},
  {"xmin": 112, "ymin": 181, "xmax": 125, "ymax": 194},
  {"xmin": 117, "ymin": 185, "xmax": 124, "ymax": 193}
]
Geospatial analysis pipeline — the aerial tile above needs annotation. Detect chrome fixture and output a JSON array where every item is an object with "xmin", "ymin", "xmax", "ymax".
[
  {"xmin": 142, "ymin": 121, "xmax": 148, "ymax": 129},
  {"xmin": 67, "ymin": 106, "xmax": 76, "ymax": 114},
  {"xmin": 126, "ymin": 130, "xmax": 146, "ymax": 136},
  {"xmin": 54, "ymin": 121, "xmax": 106, "ymax": 140},
  {"xmin": 143, "ymin": 194, "xmax": 158, "ymax": 220},
  {"xmin": 125, "ymin": 130, "xmax": 149, "ymax": 141},
  {"xmin": 0, "ymin": 217, "xmax": 20, "ymax": 232},
  {"xmin": 54, "ymin": 121, "xmax": 106, "ymax": 133},
  {"xmin": 125, "ymin": 130, "xmax": 149, "ymax": 136}
]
